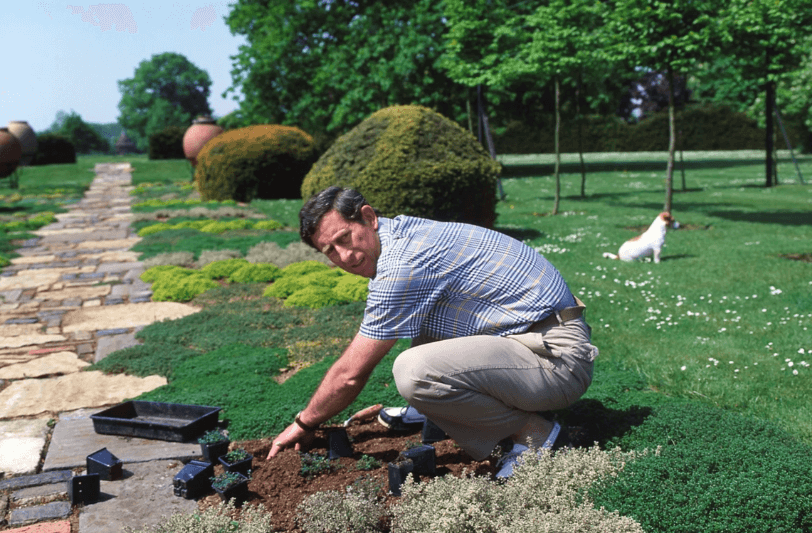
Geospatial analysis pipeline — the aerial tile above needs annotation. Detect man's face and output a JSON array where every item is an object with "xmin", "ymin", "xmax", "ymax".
[{"xmin": 311, "ymin": 205, "xmax": 380, "ymax": 278}]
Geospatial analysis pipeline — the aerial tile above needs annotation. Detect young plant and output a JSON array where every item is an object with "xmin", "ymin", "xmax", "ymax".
[
  {"xmin": 210, "ymin": 470, "xmax": 249, "ymax": 491},
  {"xmin": 222, "ymin": 448, "xmax": 251, "ymax": 463},
  {"xmin": 299, "ymin": 452, "xmax": 340, "ymax": 478},
  {"xmin": 355, "ymin": 454, "xmax": 382, "ymax": 471},
  {"xmin": 197, "ymin": 429, "xmax": 228, "ymax": 444}
]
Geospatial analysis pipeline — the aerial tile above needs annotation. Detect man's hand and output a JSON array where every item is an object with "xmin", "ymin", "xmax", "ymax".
[{"xmin": 266, "ymin": 422, "xmax": 314, "ymax": 459}]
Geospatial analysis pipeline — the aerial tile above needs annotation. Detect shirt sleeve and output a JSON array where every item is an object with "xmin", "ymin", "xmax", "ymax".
[{"xmin": 359, "ymin": 260, "xmax": 447, "ymax": 340}]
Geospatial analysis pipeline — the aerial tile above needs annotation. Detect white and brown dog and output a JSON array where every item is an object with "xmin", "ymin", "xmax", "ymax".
[{"xmin": 603, "ymin": 212, "xmax": 678, "ymax": 263}]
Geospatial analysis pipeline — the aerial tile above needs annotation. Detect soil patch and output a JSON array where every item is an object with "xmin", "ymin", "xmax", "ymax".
[
  {"xmin": 199, "ymin": 418, "xmax": 499, "ymax": 532},
  {"xmin": 780, "ymin": 253, "xmax": 812, "ymax": 263}
]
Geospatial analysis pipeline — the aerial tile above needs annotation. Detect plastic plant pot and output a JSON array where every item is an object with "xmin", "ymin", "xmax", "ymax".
[
  {"xmin": 401, "ymin": 445, "xmax": 436, "ymax": 476},
  {"xmin": 173, "ymin": 460, "xmax": 214, "ymax": 499},
  {"xmin": 198, "ymin": 430, "xmax": 230, "ymax": 462},
  {"xmin": 421, "ymin": 419, "xmax": 447, "ymax": 444},
  {"xmin": 86, "ymin": 447, "xmax": 123, "ymax": 481},
  {"xmin": 327, "ymin": 428, "xmax": 353, "ymax": 459},
  {"xmin": 68, "ymin": 473, "xmax": 100, "ymax": 505},
  {"xmin": 387, "ymin": 458, "xmax": 414, "ymax": 497},
  {"xmin": 218, "ymin": 449, "xmax": 253, "ymax": 477},
  {"xmin": 211, "ymin": 471, "xmax": 249, "ymax": 505}
]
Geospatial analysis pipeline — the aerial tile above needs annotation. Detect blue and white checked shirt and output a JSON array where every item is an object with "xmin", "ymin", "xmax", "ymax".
[{"xmin": 359, "ymin": 216, "xmax": 576, "ymax": 341}]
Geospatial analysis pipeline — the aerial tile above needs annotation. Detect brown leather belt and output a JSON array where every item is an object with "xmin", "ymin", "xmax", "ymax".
[{"xmin": 531, "ymin": 297, "xmax": 586, "ymax": 330}]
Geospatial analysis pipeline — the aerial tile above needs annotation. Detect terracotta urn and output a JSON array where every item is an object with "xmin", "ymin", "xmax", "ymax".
[
  {"xmin": 183, "ymin": 116, "xmax": 223, "ymax": 167},
  {"xmin": 7, "ymin": 121, "xmax": 37, "ymax": 166},
  {"xmin": 0, "ymin": 128, "xmax": 22, "ymax": 179}
]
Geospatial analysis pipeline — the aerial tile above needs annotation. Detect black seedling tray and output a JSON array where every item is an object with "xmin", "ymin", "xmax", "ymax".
[{"xmin": 90, "ymin": 401, "xmax": 221, "ymax": 442}]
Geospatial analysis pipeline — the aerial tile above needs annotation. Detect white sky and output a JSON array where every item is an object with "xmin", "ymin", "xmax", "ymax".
[{"xmin": 1, "ymin": 2, "xmax": 248, "ymax": 133}]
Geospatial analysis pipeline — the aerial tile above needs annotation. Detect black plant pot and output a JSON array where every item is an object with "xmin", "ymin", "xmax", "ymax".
[
  {"xmin": 387, "ymin": 459, "xmax": 414, "ymax": 497},
  {"xmin": 200, "ymin": 438, "xmax": 230, "ymax": 463},
  {"xmin": 173, "ymin": 460, "xmax": 214, "ymax": 499},
  {"xmin": 218, "ymin": 453, "xmax": 253, "ymax": 477},
  {"xmin": 401, "ymin": 445, "xmax": 436, "ymax": 476},
  {"xmin": 327, "ymin": 428, "xmax": 353, "ymax": 459},
  {"xmin": 87, "ymin": 447, "xmax": 123, "ymax": 481},
  {"xmin": 212, "ymin": 472, "xmax": 249, "ymax": 505},
  {"xmin": 68, "ymin": 473, "xmax": 100, "ymax": 504},
  {"xmin": 421, "ymin": 419, "xmax": 447, "ymax": 444}
]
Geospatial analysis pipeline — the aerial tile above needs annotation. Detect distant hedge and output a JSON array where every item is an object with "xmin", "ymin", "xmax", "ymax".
[
  {"xmin": 148, "ymin": 126, "xmax": 186, "ymax": 160},
  {"xmin": 494, "ymin": 104, "xmax": 807, "ymax": 154},
  {"xmin": 30, "ymin": 134, "xmax": 76, "ymax": 166}
]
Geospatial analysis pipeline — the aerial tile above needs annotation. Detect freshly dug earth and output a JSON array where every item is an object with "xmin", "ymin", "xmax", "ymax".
[{"xmin": 199, "ymin": 418, "xmax": 499, "ymax": 532}]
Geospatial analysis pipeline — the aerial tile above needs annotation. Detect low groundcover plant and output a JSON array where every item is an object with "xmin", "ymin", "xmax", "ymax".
[{"xmin": 123, "ymin": 499, "xmax": 273, "ymax": 533}]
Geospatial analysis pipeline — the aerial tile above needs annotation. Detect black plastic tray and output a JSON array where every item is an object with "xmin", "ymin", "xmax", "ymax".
[{"xmin": 90, "ymin": 401, "xmax": 222, "ymax": 442}]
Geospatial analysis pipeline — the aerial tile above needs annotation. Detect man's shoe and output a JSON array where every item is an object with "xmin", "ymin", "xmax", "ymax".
[
  {"xmin": 495, "ymin": 422, "xmax": 561, "ymax": 479},
  {"xmin": 377, "ymin": 406, "xmax": 426, "ymax": 432}
]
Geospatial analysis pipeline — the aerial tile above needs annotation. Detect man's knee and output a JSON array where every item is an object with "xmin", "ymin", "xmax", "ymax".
[{"xmin": 392, "ymin": 348, "xmax": 425, "ymax": 402}]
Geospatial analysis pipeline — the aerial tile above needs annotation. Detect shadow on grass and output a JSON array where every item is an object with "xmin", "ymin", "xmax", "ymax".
[
  {"xmin": 500, "ymin": 157, "xmax": 772, "ymax": 178},
  {"xmin": 495, "ymin": 226, "xmax": 545, "ymax": 241},
  {"xmin": 552, "ymin": 399, "xmax": 653, "ymax": 448}
]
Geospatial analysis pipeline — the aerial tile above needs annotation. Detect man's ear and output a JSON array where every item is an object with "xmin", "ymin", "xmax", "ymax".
[{"xmin": 360, "ymin": 204, "xmax": 378, "ymax": 229}]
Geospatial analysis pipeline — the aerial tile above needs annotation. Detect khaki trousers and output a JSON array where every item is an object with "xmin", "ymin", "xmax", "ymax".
[{"xmin": 392, "ymin": 316, "xmax": 597, "ymax": 460}]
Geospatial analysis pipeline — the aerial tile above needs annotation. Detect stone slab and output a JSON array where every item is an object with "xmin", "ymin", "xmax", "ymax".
[
  {"xmin": 8, "ymin": 502, "xmax": 72, "ymax": 527},
  {"xmin": 60, "ymin": 302, "xmax": 200, "ymax": 333},
  {"xmin": 43, "ymin": 409, "xmax": 201, "ymax": 472},
  {"xmin": 11, "ymin": 482, "xmax": 67, "ymax": 505},
  {"xmin": 0, "ymin": 471, "xmax": 72, "ymax": 491},
  {"xmin": 0, "ymin": 371, "xmax": 166, "ymax": 418},
  {"xmin": 10, "ymin": 256, "xmax": 57, "ymax": 265},
  {"xmin": 94, "ymin": 333, "xmax": 140, "ymax": 363},
  {"xmin": 0, "ymin": 352, "xmax": 87, "ymax": 379},
  {"xmin": 78, "ymin": 459, "xmax": 199, "ymax": 533},
  {"xmin": 0, "ymin": 418, "xmax": 52, "ymax": 476},
  {"xmin": 4, "ymin": 520, "xmax": 71, "ymax": 533},
  {"xmin": 0, "ymin": 334, "xmax": 67, "ymax": 350},
  {"xmin": 76, "ymin": 238, "xmax": 141, "ymax": 250},
  {"xmin": 34, "ymin": 286, "xmax": 111, "ymax": 301}
]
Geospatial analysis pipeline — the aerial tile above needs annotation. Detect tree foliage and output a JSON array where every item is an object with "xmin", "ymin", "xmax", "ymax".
[
  {"xmin": 224, "ymin": 0, "xmax": 465, "ymax": 136},
  {"xmin": 54, "ymin": 111, "xmax": 110, "ymax": 154},
  {"xmin": 117, "ymin": 52, "xmax": 212, "ymax": 151}
]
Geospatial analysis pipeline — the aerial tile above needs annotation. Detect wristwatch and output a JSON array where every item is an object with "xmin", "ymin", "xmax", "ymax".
[{"xmin": 294, "ymin": 411, "xmax": 318, "ymax": 432}]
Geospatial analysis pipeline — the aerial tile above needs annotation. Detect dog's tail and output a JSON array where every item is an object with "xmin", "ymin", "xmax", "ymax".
[{"xmin": 602, "ymin": 252, "xmax": 619, "ymax": 260}]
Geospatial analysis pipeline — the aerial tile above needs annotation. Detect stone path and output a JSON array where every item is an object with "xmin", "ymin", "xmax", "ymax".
[{"xmin": 0, "ymin": 163, "xmax": 206, "ymax": 532}]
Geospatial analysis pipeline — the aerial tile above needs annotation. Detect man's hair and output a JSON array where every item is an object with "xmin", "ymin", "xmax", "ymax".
[{"xmin": 299, "ymin": 186, "xmax": 379, "ymax": 249}]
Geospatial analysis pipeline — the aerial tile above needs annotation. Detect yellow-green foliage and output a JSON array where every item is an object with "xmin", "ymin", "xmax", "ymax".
[
  {"xmin": 200, "ymin": 258, "xmax": 250, "ymax": 279},
  {"xmin": 284, "ymin": 286, "xmax": 346, "ymax": 308},
  {"xmin": 140, "ymin": 265, "xmax": 219, "ymax": 302},
  {"xmin": 301, "ymin": 105, "xmax": 501, "ymax": 228},
  {"xmin": 228, "ymin": 263, "xmax": 283, "ymax": 283},
  {"xmin": 0, "ymin": 254, "xmax": 10, "ymax": 268},
  {"xmin": 137, "ymin": 218, "xmax": 283, "ymax": 237},
  {"xmin": 195, "ymin": 124, "xmax": 318, "ymax": 202},
  {"xmin": 262, "ymin": 263, "xmax": 369, "ymax": 309}
]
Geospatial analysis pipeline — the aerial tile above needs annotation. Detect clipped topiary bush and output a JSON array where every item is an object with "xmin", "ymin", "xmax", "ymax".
[
  {"xmin": 30, "ymin": 134, "xmax": 76, "ymax": 166},
  {"xmin": 148, "ymin": 125, "xmax": 186, "ymax": 160},
  {"xmin": 195, "ymin": 124, "xmax": 318, "ymax": 202},
  {"xmin": 301, "ymin": 105, "xmax": 501, "ymax": 228}
]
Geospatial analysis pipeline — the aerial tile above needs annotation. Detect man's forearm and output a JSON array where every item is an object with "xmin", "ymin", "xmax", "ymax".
[{"xmin": 298, "ymin": 333, "xmax": 396, "ymax": 427}]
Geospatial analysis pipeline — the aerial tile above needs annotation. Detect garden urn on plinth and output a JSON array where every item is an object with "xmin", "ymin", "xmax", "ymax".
[
  {"xmin": 0, "ymin": 128, "xmax": 22, "ymax": 179},
  {"xmin": 183, "ymin": 115, "xmax": 223, "ymax": 167},
  {"xmin": 6, "ymin": 121, "xmax": 37, "ymax": 166}
]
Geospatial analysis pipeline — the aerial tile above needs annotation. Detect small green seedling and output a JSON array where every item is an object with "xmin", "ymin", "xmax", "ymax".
[{"xmin": 198, "ymin": 429, "xmax": 228, "ymax": 444}]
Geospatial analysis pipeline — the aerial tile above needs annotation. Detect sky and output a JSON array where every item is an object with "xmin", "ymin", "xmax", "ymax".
[{"xmin": 1, "ymin": 2, "xmax": 248, "ymax": 134}]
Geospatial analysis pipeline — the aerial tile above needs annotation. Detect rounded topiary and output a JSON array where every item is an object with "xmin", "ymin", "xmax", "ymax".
[
  {"xmin": 301, "ymin": 105, "xmax": 501, "ymax": 228},
  {"xmin": 31, "ymin": 134, "xmax": 76, "ymax": 166},
  {"xmin": 148, "ymin": 125, "xmax": 186, "ymax": 160},
  {"xmin": 195, "ymin": 124, "xmax": 318, "ymax": 202}
]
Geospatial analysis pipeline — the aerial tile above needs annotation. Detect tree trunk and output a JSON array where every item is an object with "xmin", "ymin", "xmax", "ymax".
[
  {"xmin": 664, "ymin": 67, "xmax": 676, "ymax": 213},
  {"xmin": 577, "ymin": 73, "xmax": 586, "ymax": 198},
  {"xmin": 553, "ymin": 76, "xmax": 561, "ymax": 215},
  {"xmin": 765, "ymin": 79, "xmax": 775, "ymax": 187}
]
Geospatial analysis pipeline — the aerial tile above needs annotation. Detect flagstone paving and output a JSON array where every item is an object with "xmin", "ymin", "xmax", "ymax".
[{"xmin": 0, "ymin": 163, "xmax": 205, "ymax": 531}]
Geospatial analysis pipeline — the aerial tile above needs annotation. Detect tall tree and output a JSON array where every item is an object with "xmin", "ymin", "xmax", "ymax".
[
  {"xmin": 56, "ymin": 111, "xmax": 110, "ymax": 154},
  {"xmin": 224, "ymin": 0, "xmax": 464, "ymax": 136},
  {"xmin": 717, "ymin": 0, "xmax": 812, "ymax": 187},
  {"xmin": 118, "ymin": 52, "xmax": 212, "ymax": 151},
  {"xmin": 443, "ymin": 0, "xmax": 604, "ymax": 214},
  {"xmin": 604, "ymin": 0, "xmax": 718, "ymax": 213}
]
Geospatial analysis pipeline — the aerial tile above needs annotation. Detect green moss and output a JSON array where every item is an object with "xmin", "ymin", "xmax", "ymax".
[
  {"xmin": 195, "ymin": 124, "xmax": 318, "ymax": 202},
  {"xmin": 151, "ymin": 273, "xmax": 220, "ymax": 302},
  {"xmin": 200, "ymin": 258, "xmax": 250, "ymax": 279},
  {"xmin": 228, "ymin": 263, "xmax": 283, "ymax": 283},
  {"xmin": 332, "ymin": 274, "xmax": 369, "ymax": 302},
  {"xmin": 301, "ymin": 105, "xmax": 501, "ymax": 228},
  {"xmin": 263, "ymin": 268, "xmax": 343, "ymax": 299}
]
